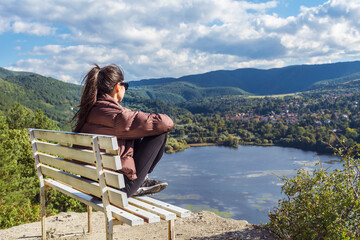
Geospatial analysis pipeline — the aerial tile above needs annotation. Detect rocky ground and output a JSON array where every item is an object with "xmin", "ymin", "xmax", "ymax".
[{"xmin": 0, "ymin": 211, "xmax": 276, "ymax": 240}]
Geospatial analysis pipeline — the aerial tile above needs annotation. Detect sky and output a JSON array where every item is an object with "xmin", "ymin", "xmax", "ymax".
[{"xmin": 1, "ymin": 0, "xmax": 360, "ymax": 84}]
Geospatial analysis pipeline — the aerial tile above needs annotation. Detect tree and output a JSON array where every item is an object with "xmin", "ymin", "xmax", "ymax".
[
  {"xmin": 0, "ymin": 104, "xmax": 80, "ymax": 229},
  {"xmin": 345, "ymin": 127, "xmax": 358, "ymax": 139},
  {"xmin": 6, "ymin": 103, "xmax": 33, "ymax": 129}
]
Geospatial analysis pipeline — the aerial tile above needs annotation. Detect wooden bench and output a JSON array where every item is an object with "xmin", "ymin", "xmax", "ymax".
[{"xmin": 28, "ymin": 128, "xmax": 191, "ymax": 240}]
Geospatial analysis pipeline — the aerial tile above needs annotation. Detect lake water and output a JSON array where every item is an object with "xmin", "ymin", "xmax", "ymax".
[{"xmin": 150, "ymin": 145, "xmax": 342, "ymax": 224}]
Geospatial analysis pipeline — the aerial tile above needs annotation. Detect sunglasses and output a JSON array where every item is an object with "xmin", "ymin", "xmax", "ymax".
[{"xmin": 119, "ymin": 82, "xmax": 129, "ymax": 91}]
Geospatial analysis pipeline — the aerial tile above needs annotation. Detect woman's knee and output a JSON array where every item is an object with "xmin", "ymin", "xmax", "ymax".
[{"xmin": 143, "ymin": 132, "xmax": 167, "ymax": 144}]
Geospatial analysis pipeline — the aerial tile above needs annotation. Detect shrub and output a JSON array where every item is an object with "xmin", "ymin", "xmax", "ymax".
[
  {"xmin": 266, "ymin": 143, "xmax": 360, "ymax": 239},
  {"xmin": 165, "ymin": 137, "xmax": 189, "ymax": 153}
]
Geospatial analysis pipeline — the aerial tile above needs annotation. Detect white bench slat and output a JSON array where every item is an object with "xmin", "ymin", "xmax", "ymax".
[
  {"xmin": 135, "ymin": 196, "xmax": 191, "ymax": 218},
  {"xmin": 31, "ymin": 129, "xmax": 118, "ymax": 154},
  {"xmin": 128, "ymin": 198, "xmax": 176, "ymax": 221},
  {"xmin": 40, "ymin": 164, "xmax": 128, "ymax": 208},
  {"xmin": 35, "ymin": 141, "xmax": 121, "ymax": 170},
  {"xmin": 38, "ymin": 153, "xmax": 125, "ymax": 189},
  {"xmin": 122, "ymin": 204, "xmax": 160, "ymax": 224},
  {"xmin": 44, "ymin": 179, "xmax": 143, "ymax": 226}
]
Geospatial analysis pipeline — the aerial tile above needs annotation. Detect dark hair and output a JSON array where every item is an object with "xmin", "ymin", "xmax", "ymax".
[{"xmin": 72, "ymin": 64, "xmax": 124, "ymax": 132}]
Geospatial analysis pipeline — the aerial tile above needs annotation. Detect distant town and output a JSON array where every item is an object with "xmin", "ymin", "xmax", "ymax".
[{"xmin": 227, "ymin": 93, "xmax": 359, "ymax": 128}]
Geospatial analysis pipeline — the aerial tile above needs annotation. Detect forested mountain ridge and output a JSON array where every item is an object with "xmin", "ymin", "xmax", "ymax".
[
  {"xmin": 130, "ymin": 61, "xmax": 360, "ymax": 101},
  {"xmin": 2, "ymin": 61, "xmax": 360, "ymax": 127},
  {"xmin": 307, "ymin": 72, "xmax": 360, "ymax": 90},
  {"xmin": 0, "ymin": 67, "xmax": 35, "ymax": 79},
  {"xmin": 0, "ymin": 67, "xmax": 81, "ymax": 129},
  {"xmin": 132, "ymin": 81, "xmax": 250, "ymax": 104},
  {"xmin": 2, "ymin": 60, "xmax": 360, "ymax": 116}
]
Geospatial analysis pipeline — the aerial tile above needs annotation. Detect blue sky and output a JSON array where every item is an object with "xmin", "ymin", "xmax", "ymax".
[{"xmin": 1, "ymin": 0, "xmax": 359, "ymax": 84}]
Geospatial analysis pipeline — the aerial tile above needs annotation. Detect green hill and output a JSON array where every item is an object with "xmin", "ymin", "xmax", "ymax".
[
  {"xmin": 0, "ymin": 67, "xmax": 81, "ymax": 129},
  {"xmin": 133, "ymin": 81, "xmax": 250, "ymax": 104},
  {"xmin": 131, "ymin": 61, "xmax": 360, "ymax": 97},
  {"xmin": 308, "ymin": 72, "xmax": 360, "ymax": 90},
  {"xmin": 0, "ymin": 67, "xmax": 34, "ymax": 79}
]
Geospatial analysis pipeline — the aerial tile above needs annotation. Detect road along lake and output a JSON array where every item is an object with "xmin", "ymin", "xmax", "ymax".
[{"xmin": 150, "ymin": 145, "xmax": 341, "ymax": 224}]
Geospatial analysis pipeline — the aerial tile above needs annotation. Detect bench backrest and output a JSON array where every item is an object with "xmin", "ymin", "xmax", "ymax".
[{"xmin": 28, "ymin": 129, "xmax": 128, "ymax": 208}]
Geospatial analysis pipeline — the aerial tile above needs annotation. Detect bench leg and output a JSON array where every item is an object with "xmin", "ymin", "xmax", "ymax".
[
  {"xmin": 168, "ymin": 219, "xmax": 175, "ymax": 240},
  {"xmin": 105, "ymin": 218, "xmax": 114, "ymax": 240},
  {"xmin": 40, "ymin": 185, "xmax": 46, "ymax": 240},
  {"xmin": 87, "ymin": 206, "xmax": 92, "ymax": 233}
]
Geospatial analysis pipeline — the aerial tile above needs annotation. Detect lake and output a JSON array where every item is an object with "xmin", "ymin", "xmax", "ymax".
[{"xmin": 150, "ymin": 145, "xmax": 342, "ymax": 224}]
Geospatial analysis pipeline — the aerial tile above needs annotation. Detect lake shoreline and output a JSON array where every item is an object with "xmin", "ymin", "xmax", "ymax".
[
  {"xmin": 188, "ymin": 143, "xmax": 217, "ymax": 147},
  {"xmin": 172, "ymin": 141, "xmax": 333, "ymax": 156}
]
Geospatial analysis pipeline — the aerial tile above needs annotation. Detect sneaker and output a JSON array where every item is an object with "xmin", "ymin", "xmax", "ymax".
[{"xmin": 133, "ymin": 178, "xmax": 168, "ymax": 196}]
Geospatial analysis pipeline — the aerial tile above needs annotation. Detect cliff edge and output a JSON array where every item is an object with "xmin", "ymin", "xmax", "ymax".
[{"xmin": 0, "ymin": 211, "xmax": 275, "ymax": 240}]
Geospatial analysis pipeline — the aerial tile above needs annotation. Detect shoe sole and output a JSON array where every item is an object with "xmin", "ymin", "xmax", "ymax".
[{"xmin": 133, "ymin": 183, "xmax": 168, "ymax": 196}]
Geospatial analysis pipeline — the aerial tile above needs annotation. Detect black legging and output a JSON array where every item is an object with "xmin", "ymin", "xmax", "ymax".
[{"xmin": 121, "ymin": 133, "xmax": 167, "ymax": 197}]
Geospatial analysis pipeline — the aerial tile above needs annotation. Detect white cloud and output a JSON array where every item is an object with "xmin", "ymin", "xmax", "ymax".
[
  {"xmin": 263, "ymin": 0, "xmax": 360, "ymax": 63},
  {"xmin": 12, "ymin": 21, "xmax": 55, "ymax": 36},
  {"xmin": 9, "ymin": 45, "xmax": 130, "ymax": 83},
  {"xmin": 0, "ymin": 17, "xmax": 11, "ymax": 34},
  {"xmin": 1, "ymin": 0, "xmax": 360, "ymax": 83}
]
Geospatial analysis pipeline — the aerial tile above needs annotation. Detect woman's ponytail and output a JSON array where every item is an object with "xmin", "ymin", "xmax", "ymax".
[
  {"xmin": 81, "ymin": 64, "xmax": 100, "ymax": 107},
  {"xmin": 72, "ymin": 64, "xmax": 101, "ymax": 132}
]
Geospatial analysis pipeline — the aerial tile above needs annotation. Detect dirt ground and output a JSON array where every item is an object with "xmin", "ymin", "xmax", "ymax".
[{"xmin": 0, "ymin": 211, "xmax": 276, "ymax": 240}]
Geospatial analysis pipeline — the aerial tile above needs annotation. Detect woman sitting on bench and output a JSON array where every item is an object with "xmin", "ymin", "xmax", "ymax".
[{"xmin": 72, "ymin": 64, "xmax": 173, "ymax": 197}]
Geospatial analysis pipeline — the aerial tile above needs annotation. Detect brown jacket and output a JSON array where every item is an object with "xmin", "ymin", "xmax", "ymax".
[{"xmin": 80, "ymin": 93, "xmax": 174, "ymax": 180}]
